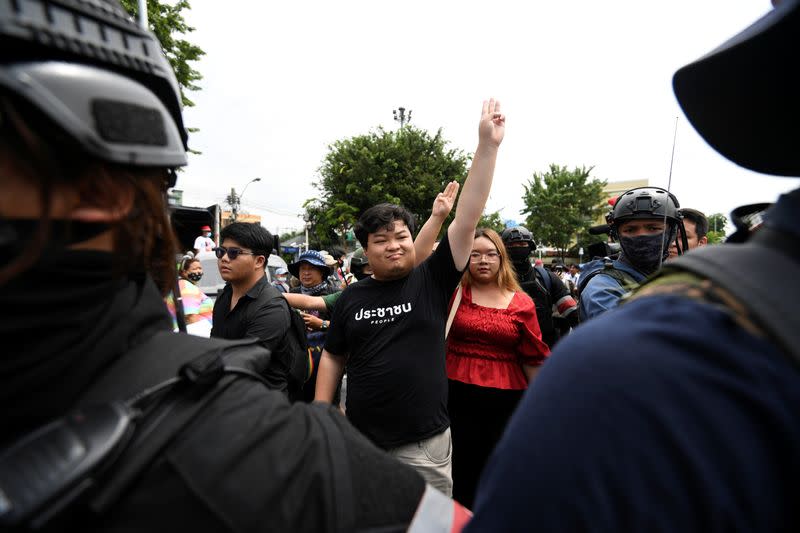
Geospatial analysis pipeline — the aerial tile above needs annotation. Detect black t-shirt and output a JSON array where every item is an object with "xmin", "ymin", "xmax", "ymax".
[
  {"xmin": 324, "ymin": 232, "xmax": 464, "ymax": 449},
  {"xmin": 211, "ymin": 276, "xmax": 294, "ymax": 395}
]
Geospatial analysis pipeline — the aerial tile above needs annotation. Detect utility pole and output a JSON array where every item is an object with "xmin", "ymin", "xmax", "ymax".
[
  {"xmin": 226, "ymin": 187, "xmax": 239, "ymax": 222},
  {"xmin": 137, "ymin": 0, "xmax": 148, "ymax": 29},
  {"xmin": 227, "ymin": 178, "xmax": 261, "ymax": 223},
  {"xmin": 304, "ymin": 217, "xmax": 311, "ymax": 253},
  {"xmin": 393, "ymin": 106, "xmax": 412, "ymax": 128}
]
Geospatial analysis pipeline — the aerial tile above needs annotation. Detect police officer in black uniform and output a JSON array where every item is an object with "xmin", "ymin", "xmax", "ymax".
[
  {"xmin": 501, "ymin": 226, "xmax": 578, "ymax": 348},
  {"xmin": 0, "ymin": 1, "xmax": 465, "ymax": 530},
  {"xmin": 467, "ymin": 1, "xmax": 800, "ymax": 530}
]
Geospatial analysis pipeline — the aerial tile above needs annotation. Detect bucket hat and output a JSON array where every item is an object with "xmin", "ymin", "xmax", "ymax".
[{"xmin": 289, "ymin": 250, "xmax": 332, "ymax": 278}]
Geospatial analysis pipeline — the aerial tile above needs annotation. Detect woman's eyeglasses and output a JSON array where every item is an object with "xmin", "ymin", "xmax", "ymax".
[
  {"xmin": 214, "ymin": 246, "xmax": 256, "ymax": 260},
  {"xmin": 469, "ymin": 251, "xmax": 500, "ymax": 263}
]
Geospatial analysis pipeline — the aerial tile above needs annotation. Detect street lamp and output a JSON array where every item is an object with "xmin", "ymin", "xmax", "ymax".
[
  {"xmin": 393, "ymin": 106, "xmax": 412, "ymax": 128},
  {"xmin": 230, "ymin": 177, "xmax": 261, "ymax": 222},
  {"xmin": 240, "ymin": 177, "xmax": 261, "ymax": 204}
]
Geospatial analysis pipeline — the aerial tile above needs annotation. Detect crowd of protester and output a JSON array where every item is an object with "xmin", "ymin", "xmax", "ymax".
[{"xmin": 1, "ymin": 0, "xmax": 797, "ymax": 531}]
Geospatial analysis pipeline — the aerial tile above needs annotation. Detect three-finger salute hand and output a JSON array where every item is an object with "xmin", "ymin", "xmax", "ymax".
[
  {"xmin": 432, "ymin": 181, "xmax": 460, "ymax": 218},
  {"xmin": 479, "ymin": 98, "xmax": 505, "ymax": 148}
]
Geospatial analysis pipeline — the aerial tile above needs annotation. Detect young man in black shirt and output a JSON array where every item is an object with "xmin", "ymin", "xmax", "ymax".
[
  {"xmin": 212, "ymin": 222, "xmax": 300, "ymax": 397},
  {"xmin": 316, "ymin": 100, "xmax": 506, "ymax": 496}
]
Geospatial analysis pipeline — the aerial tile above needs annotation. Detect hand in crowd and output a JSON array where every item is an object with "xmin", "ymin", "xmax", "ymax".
[
  {"xmin": 478, "ymin": 98, "xmax": 505, "ymax": 148},
  {"xmin": 302, "ymin": 311, "xmax": 323, "ymax": 331},
  {"xmin": 431, "ymin": 181, "xmax": 460, "ymax": 219}
]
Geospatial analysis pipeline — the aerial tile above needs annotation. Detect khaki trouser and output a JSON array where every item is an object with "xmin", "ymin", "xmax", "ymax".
[{"xmin": 387, "ymin": 427, "xmax": 453, "ymax": 497}]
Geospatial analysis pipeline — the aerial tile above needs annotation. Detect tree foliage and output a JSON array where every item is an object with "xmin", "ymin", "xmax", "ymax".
[
  {"xmin": 478, "ymin": 210, "xmax": 506, "ymax": 234},
  {"xmin": 120, "ymin": 0, "xmax": 205, "ymax": 108},
  {"xmin": 521, "ymin": 164, "xmax": 607, "ymax": 259},
  {"xmin": 706, "ymin": 212, "xmax": 728, "ymax": 244},
  {"xmin": 306, "ymin": 126, "xmax": 470, "ymax": 246}
]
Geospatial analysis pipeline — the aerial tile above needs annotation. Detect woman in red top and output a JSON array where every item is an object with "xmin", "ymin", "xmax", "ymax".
[{"xmin": 446, "ymin": 228, "xmax": 550, "ymax": 508}]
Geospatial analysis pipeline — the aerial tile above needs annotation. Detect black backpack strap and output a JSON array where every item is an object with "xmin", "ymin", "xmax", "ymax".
[
  {"xmin": 534, "ymin": 266, "xmax": 552, "ymax": 295},
  {"xmin": 81, "ymin": 333, "xmax": 270, "ymax": 513},
  {"xmin": 657, "ymin": 227, "xmax": 800, "ymax": 368},
  {"xmin": 89, "ymin": 379, "xmax": 228, "ymax": 512},
  {"xmin": 80, "ymin": 332, "xmax": 267, "ymax": 404},
  {"xmin": 577, "ymin": 260, "xmax": 637, "ymax": 297}
]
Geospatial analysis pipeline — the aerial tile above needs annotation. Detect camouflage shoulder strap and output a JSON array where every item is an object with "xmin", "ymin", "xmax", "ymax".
[{"xmin": 630, "ymin": 227, "xmax": 800, "ymax": 368}]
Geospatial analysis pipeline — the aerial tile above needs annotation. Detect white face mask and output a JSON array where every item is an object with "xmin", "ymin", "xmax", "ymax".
[{"xmin": 206, "ymin": 232, "xmax": 212, "ymax": 238}]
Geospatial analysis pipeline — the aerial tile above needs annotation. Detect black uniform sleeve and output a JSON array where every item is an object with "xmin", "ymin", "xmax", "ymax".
[
  {"xmin": 319, "ymin": 404, "xmax": 426, "ymax": 528},
  {"xmin": 132, "ymin": 381, "xmax": 426, "ymax": 532},
  {"xmin": 548, "ymin": 271, "xmax": 580, "ymax": 330}
]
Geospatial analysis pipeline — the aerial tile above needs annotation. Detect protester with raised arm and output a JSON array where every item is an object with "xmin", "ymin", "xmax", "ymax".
[{"xmin": 315, "ymin": 100, "xmax": 505, "ymax": 496}]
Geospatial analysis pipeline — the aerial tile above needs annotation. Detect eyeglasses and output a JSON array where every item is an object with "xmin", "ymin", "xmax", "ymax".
[
  {"xmin": 214, "ymin": 246, "xmax": 256, "ymax": 260},
  {"xmin": 469, "ymin": 251, "xmax": 500, "ymax": 263}
]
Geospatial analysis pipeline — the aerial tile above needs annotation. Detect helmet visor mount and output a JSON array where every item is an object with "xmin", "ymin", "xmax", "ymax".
[
  {"xmin": 0, "ymin": 62, "xmax": 187, "ymax": 172},
  {"xmin": 0, "ymin": 0, "xmax": 189, "ymax": 186}
]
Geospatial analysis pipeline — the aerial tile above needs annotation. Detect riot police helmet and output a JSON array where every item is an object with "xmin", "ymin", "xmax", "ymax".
[
  {"xmin": 0, "ymin": 0, "xmax": 188, "ymax": 182},
  {"xmin": 501, "ymin": 226, "xmax": 536, "ymax": 250},
  {"xmin": 607, "ymin": 187, "xmax": 682, "ymax": 235}
]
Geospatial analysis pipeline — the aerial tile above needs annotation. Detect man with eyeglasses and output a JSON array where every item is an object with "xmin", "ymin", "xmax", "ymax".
[{"xmin": 211, "ymin": 222, "xmax": 303, "ymax": 397}]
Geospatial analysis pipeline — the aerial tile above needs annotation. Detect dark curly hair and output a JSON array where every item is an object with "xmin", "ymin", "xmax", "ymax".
[{"xmin": 354, "ymin": 203, "xmax": 416, "ymax": 249}]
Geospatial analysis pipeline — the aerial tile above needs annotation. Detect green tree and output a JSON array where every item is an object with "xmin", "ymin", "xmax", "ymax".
[
  {"xmin": 521, "ymin": 164, "xmax": 608, "ymax": 260},
  {"xmin": 706, "ymin": 212, "xmax": 728, "ymax": 244},
  {"xmin": 478, "ymin": 210, "xmax": 506, "ymax": 234},
  {"xmin": 306, "ymin": 126, "xmax": 470, "ymax": 246},
  {"xmin": 120, "ymin": 0, "xmax": 205, "ymax": 108}
]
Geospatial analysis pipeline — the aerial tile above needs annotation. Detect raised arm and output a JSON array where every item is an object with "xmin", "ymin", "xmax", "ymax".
[
  {"xmin": 414, "ymin": 181, "xmax": 459, "ymax": 265},
  {"xmin": 282, "ymin": 292, "xmax": 328, "ymax": 312},
  {"xmin": 447, "ymin": 99, "xmax": 505, "ymax": 268}
]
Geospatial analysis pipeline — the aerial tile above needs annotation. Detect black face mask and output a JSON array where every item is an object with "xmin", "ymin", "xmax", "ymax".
[
  {"xmin": 506, "ymin": 246, "xmax": 531, "ymax": 266},
  {"xmin": 187, "ymin": 272, "xmax": 203, "ymax": 283},
  {"xmin": 619, "ymin": 231, "xmax": 673, "ymax": 275},
  {"xmin": 351, "ymin": 266, "xmax": 369, "ymax": 281},
  {"xmin": 0, "ymin": 218, "xmax": 110, "ymax": 268},
  {"xmin": 0, "ymin": 247, "xmax": 170, "ymax": 436}
]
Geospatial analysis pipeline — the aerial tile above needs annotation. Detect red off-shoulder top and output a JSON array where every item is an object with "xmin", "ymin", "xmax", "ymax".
[{"xmin": 446, "ymin": 285, "xmax": 550, "ymax": 390}]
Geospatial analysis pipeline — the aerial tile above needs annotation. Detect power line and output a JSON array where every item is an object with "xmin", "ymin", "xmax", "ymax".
[{"xmin": 240, "ymin": 199, "xmax": 302, "ymax": 218}]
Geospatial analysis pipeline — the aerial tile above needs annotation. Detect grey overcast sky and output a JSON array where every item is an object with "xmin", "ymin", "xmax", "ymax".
[{"xmin": 177, "ymin": 0, "xmax": 799, "ymax": 236}]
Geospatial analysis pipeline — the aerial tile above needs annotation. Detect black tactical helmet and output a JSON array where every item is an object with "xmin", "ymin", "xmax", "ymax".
[
  {"xmin": 501, "ymin": 226, "xmax": 536, "ymax": 249},
  {"xmin": 607, "ymin": 187, "xmax": 690, "ymax": 259},
  {"xmin": 349, "ymin": 247, "xmax": 370, "ymax": 281},
  {"xmin": 0, "ymin": 0, "xmax": 188, "ymax": 182},
  {"xmin": 350, "ymin": 247, "xmax": 369, "ymax": 267},
  {"xmin": 607, "ymin": 187, "xmax": 682, "ymax": 236}
]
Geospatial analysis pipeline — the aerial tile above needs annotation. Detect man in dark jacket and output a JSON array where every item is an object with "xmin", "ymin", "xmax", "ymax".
[{"xmin": 0, "ymin": 2, "xmax": 467, "ymax": 530}]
